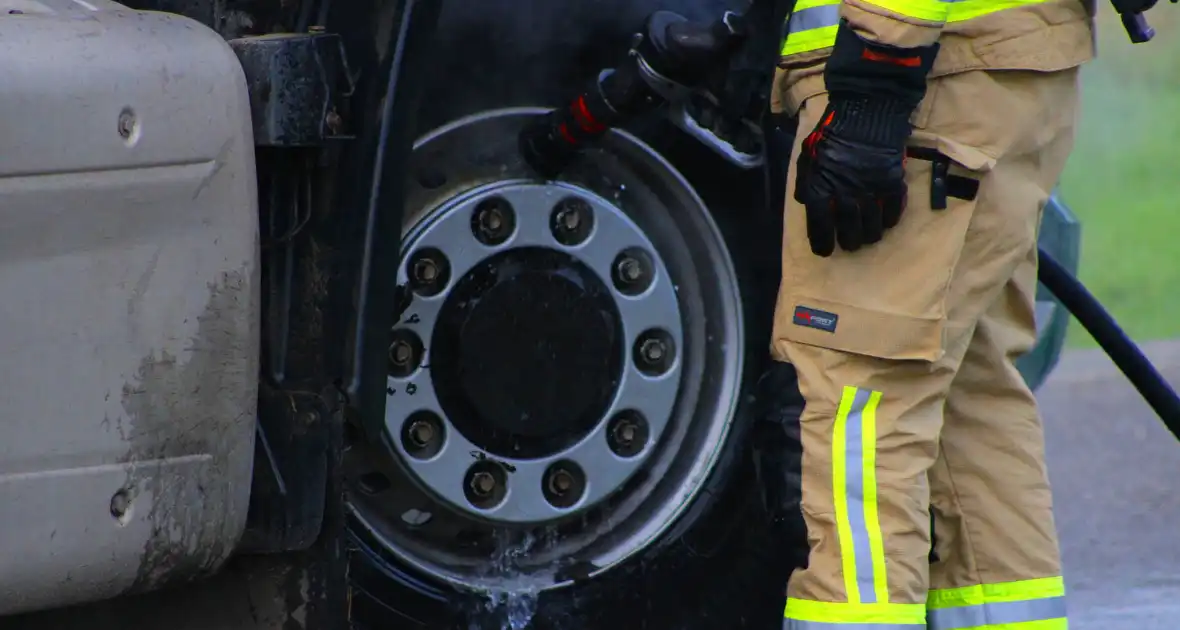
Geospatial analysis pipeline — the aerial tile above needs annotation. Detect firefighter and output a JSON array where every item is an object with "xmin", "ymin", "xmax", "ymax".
[{"xmin": 762, "ymin": 0, "xmax": 1109, "ymax": 625}]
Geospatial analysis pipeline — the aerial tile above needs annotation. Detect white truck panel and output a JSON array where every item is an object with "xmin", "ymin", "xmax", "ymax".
[{"xmin": 0, "ymin": 2, "xmax": 260, "ymax": 615}]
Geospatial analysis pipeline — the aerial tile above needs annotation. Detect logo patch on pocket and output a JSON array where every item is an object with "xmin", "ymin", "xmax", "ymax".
[{"xmin": 793, "ymin": 305, "xmax": 838, "ymax": 333}]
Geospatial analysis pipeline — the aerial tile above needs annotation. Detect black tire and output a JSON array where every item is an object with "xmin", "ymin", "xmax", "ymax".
[
  {"xmin": 347, "ymin": 129, "xmax": 796, "ymax": 630},
  {"xmin": 347, "ymin": 1, "xmax": 804, "ymax": 628}
]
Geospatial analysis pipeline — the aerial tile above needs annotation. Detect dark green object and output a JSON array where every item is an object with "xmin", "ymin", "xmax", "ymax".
[{"xmin": 1017, "ymin": 189, "xmax": 1081, "ymax": 391}]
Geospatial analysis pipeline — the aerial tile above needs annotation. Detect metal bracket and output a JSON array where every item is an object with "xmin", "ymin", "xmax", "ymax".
[
  {"xmin": 667, "ymin": 91, "xmax": 765, "ymax": 170},
  {"xmin": 230, "ymin": 31, "xmax": 356, "ymax": 147}
]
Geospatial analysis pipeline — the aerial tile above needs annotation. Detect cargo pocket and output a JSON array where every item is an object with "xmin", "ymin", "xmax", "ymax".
[{"xmin": 775, "ymin": 96, "xmax": 984, "ymax": 363}]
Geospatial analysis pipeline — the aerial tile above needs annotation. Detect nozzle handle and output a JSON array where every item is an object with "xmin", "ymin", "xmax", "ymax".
[{"xmin": 1121, "ymin": 11, "xmax": 1156, "ymax": 43}]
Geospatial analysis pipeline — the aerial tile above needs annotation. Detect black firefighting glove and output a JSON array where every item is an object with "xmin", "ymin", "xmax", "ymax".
[{"xmin": 794, "ymin": 20, "xmax": 939, "ymax": 257}]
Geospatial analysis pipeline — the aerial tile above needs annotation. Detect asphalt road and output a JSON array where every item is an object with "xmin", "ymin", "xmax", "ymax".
[{"xmin": 1040, "ymin": 339, "xmax": 1180, "ymax": 629}]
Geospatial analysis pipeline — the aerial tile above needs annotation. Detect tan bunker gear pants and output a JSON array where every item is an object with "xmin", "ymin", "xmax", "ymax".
[{"xmin": 771, "ymin": 68, "xmax": 1080, "ymax": 629}]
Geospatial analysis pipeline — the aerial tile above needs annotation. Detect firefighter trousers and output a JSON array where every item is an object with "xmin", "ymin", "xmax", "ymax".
[{"xmin": 770, "ymin": 67, "xmax": 1081, "ymax": 629}]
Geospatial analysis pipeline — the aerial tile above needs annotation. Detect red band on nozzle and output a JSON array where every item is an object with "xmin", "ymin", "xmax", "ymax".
[{"xmin": 571, "ymin": 95, "xmax": 606, "ymax": 134}]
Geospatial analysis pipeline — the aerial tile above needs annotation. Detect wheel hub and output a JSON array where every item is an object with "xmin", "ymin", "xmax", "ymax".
[
  {"xmin": 383, "ymin": 181, "xmax": 683, "ymax": 524},
  {"xmin": 433, "ymin": 248, "xmax": 624, "ymax": 457}
]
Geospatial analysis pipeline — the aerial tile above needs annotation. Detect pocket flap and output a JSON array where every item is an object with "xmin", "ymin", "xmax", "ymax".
[{"xmin": 781, "ymin": 296, "xmax": 947, "ymax": 362}]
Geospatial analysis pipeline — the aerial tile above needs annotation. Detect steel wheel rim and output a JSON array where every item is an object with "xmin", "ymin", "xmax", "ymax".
[{"xmin": 345, "ymin": 107, "xmax": 745, "ymax": 593}]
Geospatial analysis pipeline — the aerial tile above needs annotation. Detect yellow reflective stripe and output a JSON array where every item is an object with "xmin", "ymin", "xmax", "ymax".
[
  {"xmin": 928, "ymin": 577, "xmax": 1066, "ymax": 610},
  {"xmin": 780, "ymin": 25, "xmax": 838, "ymax": 56},
  {"xmin": 779, "ymin": 0, "xmax": 1058, "ymax": 58},
  {"xmin": 832, "ymin": 386, "xmax": 859, "ymax": 602},
  {"xmin": 943, "ymin": 0, "xmax": 1057, "ymax": 21},
  {"xmin": 785, "ymin": 598, "xmax": 926, "ymax": 625},
  {"xmin": 860, "ymin": 0, "xmax": 948, "ymax": 22},
  {"xmin": 780, "ymin": 0, "xmax": 839, "ymax": 56},
  {"xmin": 861, "ymin": 390, "xmax": 888, "ymax": 604},
  {"xmin": 927, "ymin": 578, "xmax": 1067, "ymax": 630},
  {"xmin": 795, "ymin": 0, "xmax": 840, "ymax": 11}
]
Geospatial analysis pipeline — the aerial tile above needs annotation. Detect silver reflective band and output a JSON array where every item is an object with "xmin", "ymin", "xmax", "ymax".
[
  {"xmin": 786, "ymin": 4, "xmax": 839, "ymax": 34},
  {"xmin": 785, "ymin": 621, "xmax": 925, "ymax": 629},
  {"xmin": 841, "ymin": 388, "xmax": 880, "ymax": 603},
  {"xmin": 927, "ymin": 595, "xmax": 1068, "ymax": 629}
]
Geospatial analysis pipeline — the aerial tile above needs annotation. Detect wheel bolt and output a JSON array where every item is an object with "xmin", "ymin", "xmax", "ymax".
[
  {"xmin": 557, "ymin": 208, "xmax": 580, "ymax": 232},
  {"xmin": 472, "ymin": 198, "xmax": 515, "ymax": 246},
  {"xmin": 640, "ymin": 338, "xmax": 666, "ymax": 363},
  {"xmin": 407, "ymin": 419, "xmax": 435, "ymax": 447},
  {"xmin": 405, "ymin": 248, "xmax": 450, "ymax": 297},
  {"xmin": 613, "ymin": 421, "xmax": 638, "ymax": 446},
  {"xmin": 633, "ymin": 330, "xmax": 676, "ymax": 376},
  {"xmin": 547, "ymin": 468, "xmax": 574, "ymax": 496},
  {"xmin": 607, "ymin": 411, "xmax": 649, "ymax": 458},
  {"xmin": 611, "ymin": 248, "xmax": 653, "ymax": 295},
  {"xmin": 390, "ymin": 339, "xmax": 413, "ymax": 366},
  {"xmin": 413, "ymin": 258, "xmax": 439, "ymax": 283},
  {"xmin": 401, "ymin": 411, "xmax": 444, "ymax": 459},
  {"xmin": 463, "ymin": 462, "xmax": 507, "ymax": 508},
  {"xmin": 542, "ymin": 461, "xmax": 585, "ymax": 508},
  {"xmin": 550, "ymin": 198, "xmax": 593, "ymax": 246},
  {"xmin": 388, "ymin": 329, "xmax": 424, "ymax": 377},
  {"xmin": 617, "ymin": 258, "xmax": 642, "ymax": 283},
  {"xmin": 470, "ymin": 471, "xmax": 496, "ymax": 497},
  {"xmin": 481, "ymin": 209, "xmax": 503, "ymax": 231}
]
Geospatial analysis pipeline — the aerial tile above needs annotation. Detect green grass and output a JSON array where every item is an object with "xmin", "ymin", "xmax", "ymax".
[{"xmin": 1059, "ymin": 13, "xmax": 1180, "ymax": 347}]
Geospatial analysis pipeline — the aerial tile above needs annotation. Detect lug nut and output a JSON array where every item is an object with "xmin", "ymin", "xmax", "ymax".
[
  {"xmin": 557, "ymin": 208, "xmax": 580, "ymax": 231},
  {"xmin": 613, "ymin": 421, "xmax": 637, "ymax": 445},
  {"xmin": 611, "ymin": 248, "xmax": 654, "ymax": 295},
  {"xmin": 542, "ymin": 461, "xmax": 585, "ymax": 508},
  {"xmin": 548, "ymin": 469, "xmax": 574, "ymax": 496},
  {"xmin": 405, "ymin": 248, "xmax": 450, "ymax": 297},
  {"xmin": 633, "ymin": 330, "xmax": 676, "ymax": 376},
  {"xmin": 640, "ymin": 338, "xmax": 666, "ymax": 363},
  {"xmin": 481, "ymin": 209, "xmax": 503, "ymax": 231},
  {"xmin": 390, "ymin": 339, "xmax": 413, "ymax": 366},
  {"xmin": 617, "ymin": 258, "xmax": 642, "ymax": 283},
  {"xmin": 607, "ymin": 411, "xmax": 649, "ymax": 458},
  {"xmin": 470, "ymin": 471, "xmax": 496, "ymax": 497},
  {"xmin": 388, "ymin": 329, "xmax": 424, "ymax": 377},
  {"xmin": 463, "ymin": 462, "xmax": 507, "ymax": 508},
  {"xmin": 400, "ymin": 411, "xmax": 444, "ymax": 459},
  {"xmin": 407, "ymin": 419, "xmax": 435, "ymax": 447},
  {"xmin": 472, "ymin": 198, "xmax": 515, "ymax": 246},
  {"xmin": 413, "ymin": 258, "xmax": 439, "ymax": 283},
  {"xmin": 550, "ymin": 198, "xmax": 594, "ymax": 246}
]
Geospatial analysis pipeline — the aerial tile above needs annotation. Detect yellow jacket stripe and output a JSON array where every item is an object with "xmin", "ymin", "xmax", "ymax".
[
  {"xmin": 786, "ymin": 387, "xmax": 924, "ymax": 628},
  {"xmin": 780, "ymin": 0, "xmax": 1055, "ymax": 56},
  {"xmin": 927, "ymin": 577, "xmax": 1068, "ymax": 629}
]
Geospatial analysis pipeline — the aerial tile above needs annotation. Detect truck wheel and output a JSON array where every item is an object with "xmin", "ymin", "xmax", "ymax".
[{"xmin": 343, "ymin": 107, "xmax": 792, "ymax": 630}]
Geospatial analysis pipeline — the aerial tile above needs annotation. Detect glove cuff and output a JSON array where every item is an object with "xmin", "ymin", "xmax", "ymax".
[
  {"xmin": 825, "ymin": 95, "xmax": 916, "ymax": 148},
  {"xmin": 824, "ymin": 19, "xmax": 939, "ymax": 108}
]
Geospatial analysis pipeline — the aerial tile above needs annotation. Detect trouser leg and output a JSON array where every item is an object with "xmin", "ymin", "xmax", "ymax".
[
  {"xmin": 779, "ymin": 342, "xmax": 969, "ymax": 629},
  {"xmin": 926, "ymin": 226, "xmax": 1068, "ymax": 630}
]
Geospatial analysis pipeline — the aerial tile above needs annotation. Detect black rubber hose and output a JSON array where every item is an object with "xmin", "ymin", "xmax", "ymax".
[{"xmin": 1037, "ymin": 246, "xmax": 1180, "ymax": 426}]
